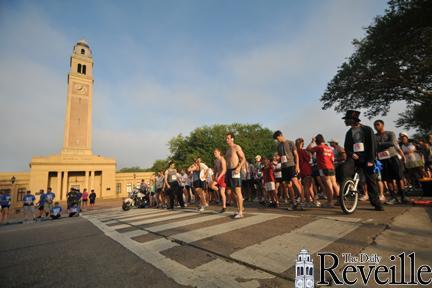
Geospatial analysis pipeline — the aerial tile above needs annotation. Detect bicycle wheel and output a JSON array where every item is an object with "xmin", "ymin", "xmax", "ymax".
[{"xmin": 340, "ymin": 178, "xmax": 359, "ymax": 214}]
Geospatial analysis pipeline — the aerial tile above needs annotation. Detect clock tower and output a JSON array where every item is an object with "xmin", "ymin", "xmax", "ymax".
[{"xmin": 62, "ymin": 39, "xmax": 94, "ymax": 155}]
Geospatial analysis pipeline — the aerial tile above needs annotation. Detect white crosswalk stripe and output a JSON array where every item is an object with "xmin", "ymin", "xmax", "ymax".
[
  {"xmin": 170, "ymin": 213, "xmax": 281, "ymax": 244},
  {"xmin": 230, "ymin": 218, "xmax": 361, "ymax": 273},
  {"xmin": 83, "ymin": 208, "xmax": 362, "ymax": 288}
]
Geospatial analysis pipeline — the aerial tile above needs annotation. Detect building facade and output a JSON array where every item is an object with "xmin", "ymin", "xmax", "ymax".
[{"xmin": 0, "ymin": 40, "xmax": 154, "ymax": 210}]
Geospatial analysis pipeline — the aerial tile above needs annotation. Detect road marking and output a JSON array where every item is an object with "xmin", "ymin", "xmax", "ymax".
[
  {"xmin": 170, "ymin": 213, "xmax": 281, "ymax": 244},
  {"xmin": 95, "ymin": 209, "xmax": 163, "ymax": 221},
  {"xmin": 230, "ymin": 218, "xmax": 361, "ymax": 273},
  {"xmin": 114, "ymin": 211, "xmax": 179, "ymax": 222},
  {"xmin": 125, "ymin": 212, "xmax": 198, "ymax": 226},
  {"xmin": 121, "ymin": 230, "xmax": 149, "ymax": 238},
  {"xmin": 83, "ymin": 208, "xmax": 362, "ymax": 288},
  {"xmin": 84, "ymin": 215, "xmax": 275, "ymax": 288},
  {"xmin": 148, "ymin": 213, "xmax": 225, "ymax": 233},
  {"xmin": 103, "ymin": 220, "xmax": 118, "ymax": 225},
  {"xmin": 105, "ymin": 223, "xmax": 131, "ymax": 231}
]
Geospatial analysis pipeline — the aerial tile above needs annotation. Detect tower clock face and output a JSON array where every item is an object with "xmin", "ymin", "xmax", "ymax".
[{"xmin": 72, "ymin": 83, "xmax": 88, "ymax": 96}]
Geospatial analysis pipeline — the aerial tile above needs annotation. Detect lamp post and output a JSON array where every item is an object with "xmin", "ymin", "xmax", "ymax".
[{"xmin": 10, "ymin": 176, "xmax": 16, "ymax": 213}]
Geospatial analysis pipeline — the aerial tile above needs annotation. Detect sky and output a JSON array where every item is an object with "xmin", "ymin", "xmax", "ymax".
[{"xmin": 0, "ymin": 0, "xmax": 407, "ymax": 172}]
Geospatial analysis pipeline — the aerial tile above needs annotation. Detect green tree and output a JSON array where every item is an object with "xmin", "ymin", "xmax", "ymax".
[
  {"xmin": 321, "ymin": 0, "xmax": 432, "ymax": 133},
  {"xmin": 152, "ymin": 123, "xmax": 276, "ymax": 169},
  {"xmin": 118, "ymin": 166, "xmax": 147, "ymax": 173},
  {"xmin": 146, "ymin": 159, "xmax": 170, "ymax": 172}
]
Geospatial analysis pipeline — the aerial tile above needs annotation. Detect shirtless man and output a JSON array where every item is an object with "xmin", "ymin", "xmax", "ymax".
[
  {"xmin": 214, "ymin": 148, "xmax": 228, "ymax": 213},
  {"xmin": 225, "ymin": 132, "xmax": 246, "ymax": 219}
]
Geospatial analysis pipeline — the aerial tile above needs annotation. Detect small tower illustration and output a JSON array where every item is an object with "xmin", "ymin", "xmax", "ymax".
[{"xmin": 295, "ymin": 249, "xmax": 314, "ymax": 288}]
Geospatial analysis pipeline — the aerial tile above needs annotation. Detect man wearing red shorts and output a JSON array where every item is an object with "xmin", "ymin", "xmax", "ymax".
[{"xmin": 214, "ymin": 148, "xmax": 228, "ymax": 213}]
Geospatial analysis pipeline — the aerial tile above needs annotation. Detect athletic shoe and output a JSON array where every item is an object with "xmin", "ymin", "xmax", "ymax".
[
  {"xmin": 359, "ymin": 195, "xmax": 369, "ymax": 201},
  {"xmin": 287, "ymin": 203, "xmax": 297, "ymax": 211},
  {"xmin": 299, "ymin": 202, "xmax": 305, "ymax": 211},
  {"xmin": 385, "ymin": 198, "xmax": 398, "ymax": 205},
  {"xmin": 219, "ymin": 208, "xmax": 226, "ymax": 213},
  {"xmin": 233, "ymin": 214, "xmax": 244, "ymax": 219},
  {"xmin": 198, "ymin": 207, "xmax": 205, "ymax": 212}
]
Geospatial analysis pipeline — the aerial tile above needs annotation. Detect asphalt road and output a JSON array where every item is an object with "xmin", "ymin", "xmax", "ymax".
[{"xmin": 0, "ymin": 202, "xmax": 430, "ymax": 288}]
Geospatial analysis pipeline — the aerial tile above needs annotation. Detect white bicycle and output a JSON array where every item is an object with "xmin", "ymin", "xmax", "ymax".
[{"xmin": 340, "ymin": 171, "xmax": 360, "ymax": 214}]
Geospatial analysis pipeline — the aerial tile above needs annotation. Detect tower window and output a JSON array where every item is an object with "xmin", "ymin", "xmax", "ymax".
[
  {"xmin": 81, "ymin": 48, "xmax": 85, "ymax": 55},
  {"xmin": 77, "ymin": 63, "xmax": 82, "ymax": 73},
  {"xmin": 82, "ymin": 65, "xmax": 87, "ymax": 75}
]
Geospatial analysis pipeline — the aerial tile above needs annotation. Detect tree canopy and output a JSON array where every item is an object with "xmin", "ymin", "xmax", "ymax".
[
  {"xmin": 118, "ymin": 166, "xmax": 147, "ymax": 173},
  {"xmin": 147, "ymin": 123, "xmax": 276, "ymax": 171},
  {"xmin": 321, "ymin": 0, "xmax": 432, "ymax": 134}
]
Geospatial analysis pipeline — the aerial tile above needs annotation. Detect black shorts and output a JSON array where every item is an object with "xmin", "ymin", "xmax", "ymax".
[
  {"xmin": 1, "ymin": 205, "xmax": 10, "ymax": 209},
  {"xmin": 381, "ymin": 156, "xmax": 404, "ymax": 181},
  {"xmin": 275, "ymin": 177, "xmax": 283, "ymax": 183},
  {"xmin": 319, "ymin": 169, "xmax": 336, "ymax": 176},
  {"xmin": 312, "ymin": 166, "xmax": 320, "ymax": 177},
  {"xmin": 38, "ymin": 205, "xmax": 44, "ymax": 211},
  {"xmin": 82, "ymin": 199, "xmax": 88, "ymax": 202},
  {"xmin": 281, "ymin": 166, "xmax": 297, "ymax": 182},
  {"xmin": 193, "ymin": 180, "xmax": 203, "ymax": 189},
  {"xmin": 225, "ymin": 169, "xmax": 242, "ymax": 189},
  {"xmin": 89, "ymin": 199, "xmax": 95, "ymax": 204}
]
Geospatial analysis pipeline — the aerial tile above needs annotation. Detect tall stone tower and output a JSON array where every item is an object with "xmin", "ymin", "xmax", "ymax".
[
  {"xmin": 30, "ymin": 39, "xmax": 116, "ymax": 201},
  {"xmin": 62, "ymin": 39, "xmax": 94, "ymax": 155}
]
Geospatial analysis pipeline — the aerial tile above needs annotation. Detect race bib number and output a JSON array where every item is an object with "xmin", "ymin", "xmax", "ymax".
[
  {"xmin": 281, "ymin": 155, "xmax": 288, "ymax": 164},
  {"xmin": 171, "ymin": 175, "xmax": 177, "ymax": 181},
  {"xmin": 378, "ymin": 151, "xmax": 391, "ymax": 160},
  {"xmin": 232, "ymin": 171, "xmax": 241, "ymax": 179},
  {"xmin": 274, "ymin": 171, "xmax": 282, "ymax": 178},
  {"xmin": 353, "ymin": 143, "xmax": 365, "ymax": 153}
]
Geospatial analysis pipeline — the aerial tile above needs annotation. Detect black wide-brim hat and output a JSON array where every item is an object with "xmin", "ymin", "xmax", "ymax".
[{"xmin": 342, "ymin": 110, "xmax": 361, "ymax": 121}]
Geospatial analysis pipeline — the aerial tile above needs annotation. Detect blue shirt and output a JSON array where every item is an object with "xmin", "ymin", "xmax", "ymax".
[
  {"xmin": 52, "ymin": 206, "xmax": 62, "ymax": 216},
  {"xmin": 23, "ymin": 194, "xmax": 36, "ymax": 205},
  {"xmin": 46, "ymin": 192, "xmax": 55, "ymax": 203},
  {"xmin": 0, "ymin": 194, "xmax": 11, "ymax": 206},
  {"xmin": 39, "ymin": 193, "xmax": 47, "ymax": 205}
]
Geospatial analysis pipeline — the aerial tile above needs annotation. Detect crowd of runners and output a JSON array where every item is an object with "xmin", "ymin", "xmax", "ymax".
[
  {"xmin": 2, "ymin": 110, "xmax": 431, "ymax": 222},
  {"xmin": 142, "ymin": 110, "xmax": 432, "ymax": 218}
]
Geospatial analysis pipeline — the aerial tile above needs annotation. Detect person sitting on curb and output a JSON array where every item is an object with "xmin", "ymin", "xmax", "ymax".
[{"xmin": 50, "ymin": 202, "xmax": 62, "ymax": 220}]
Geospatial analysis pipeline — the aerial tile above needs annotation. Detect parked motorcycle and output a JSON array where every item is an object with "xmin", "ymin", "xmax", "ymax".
[{"xmin": 122, "ymin": 188, "xmax": 149, "ymax": 211}]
